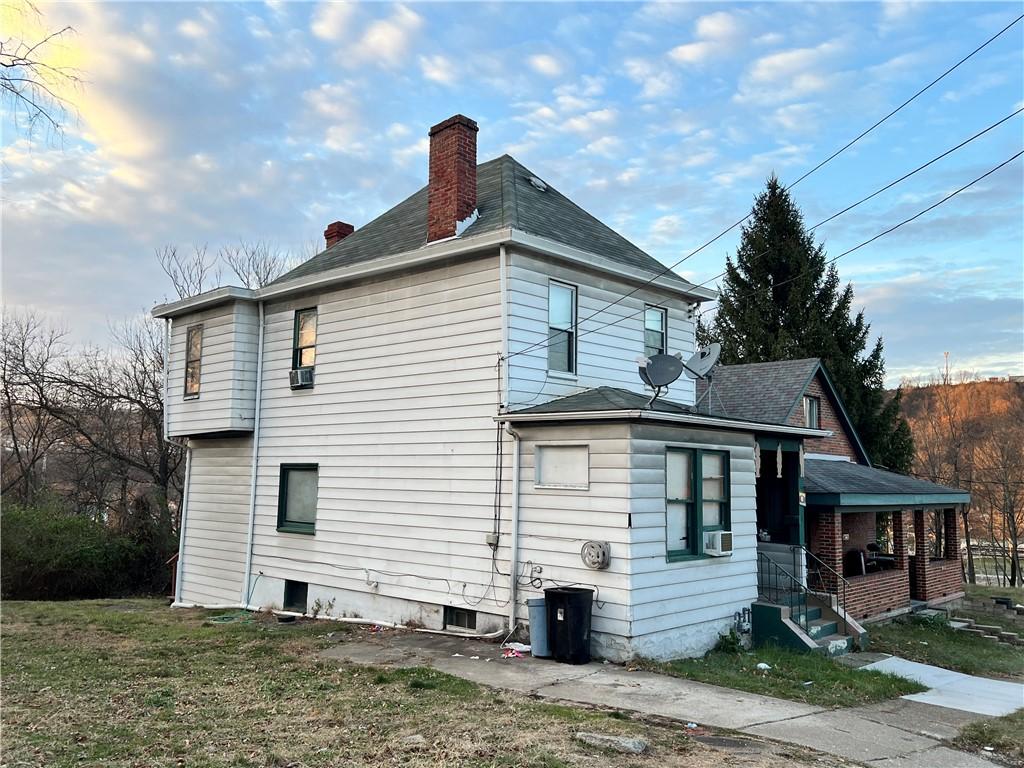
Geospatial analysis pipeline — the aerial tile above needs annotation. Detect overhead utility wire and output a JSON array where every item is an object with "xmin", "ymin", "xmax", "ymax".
[
  {"xmin": 700, "ymin": 150, "xmax": 1023, "ymax": 317},
  {"xmin": 503, "ymin": 12, "xmax": 1024, "ymax": 362},
  {"xmin": 692, "ymin": 108, "xmax": 1023, "ymax": 292},
  {"xmin": 511, "ymin": 115, "xmax": 1022, "ymax": 359}
]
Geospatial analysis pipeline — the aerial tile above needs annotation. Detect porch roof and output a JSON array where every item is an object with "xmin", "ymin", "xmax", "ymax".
[{"xmin": 804, "ymin": 458, "xmax": 970, "ymax": 507}]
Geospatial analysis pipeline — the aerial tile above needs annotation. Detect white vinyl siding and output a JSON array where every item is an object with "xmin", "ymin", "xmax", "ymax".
[
  {"xmin": 166, "ymin": 301, "xmax": 259, "ymax": 437},
  {"xmin": 628, "ymin": 423, "xmax": 757, "ymax": 658},
  {"xmin": 247, "ymin": 254, "xmax": 507, "ymax": 623},
  {"xmin": 535, "ymin": 444, "xmax": 589, "ymax": 489},
  {"xmin": 507, "ymin": 249, "xmax": 696, "ymax": 408},
  {"xmin": 179, "ymin": 437, "xmax": 253, "ymax": 605}
]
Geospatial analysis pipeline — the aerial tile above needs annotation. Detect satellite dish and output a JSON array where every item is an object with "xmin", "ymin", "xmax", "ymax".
[
  {"xmin": 682, "ymin": 343, "xmax": 721, "ymax": 379},
  {"xmin": 638, "ymin": 353, "xmax": 685, "ymax": 388}
]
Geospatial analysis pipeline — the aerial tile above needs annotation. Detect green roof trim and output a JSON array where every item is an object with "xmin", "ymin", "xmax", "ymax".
[{"xmin": 807, "ymin": 492, "xmax": 971, "ymax": 507}]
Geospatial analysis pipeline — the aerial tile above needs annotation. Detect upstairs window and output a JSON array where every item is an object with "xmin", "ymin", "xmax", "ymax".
[
  {"xmin": 803, "ymin": 396, "xmax": 820, "ymax": 429},
  {"xmin": 666, "ymin": 448, "xmax": 730, "ymax": 560},
  {"xmin": 277, "ymin": 464, "xmax": 319, "ymax": 534},
  {"xmin": 183, "ymin": 325, "xmax": 203, "ymax": 398},
  {"xmin": 644, "ymin": 306, "xmax": 667, "ymax": 357},
  {"xmin": 547, "ymin": 282, "xmax": 576, "ymax": 374},
  {"xmin": 292, "ymin": 308, "xmax": 317, "ymax": 370}
]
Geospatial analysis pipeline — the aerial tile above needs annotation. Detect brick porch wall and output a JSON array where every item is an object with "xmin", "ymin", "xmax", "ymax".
[
  {"xmin": 809, "ymin": 508, "xmax": 913, "ymax": 619},
  {"xmin": 910, "ymin": 508, "xmax": 964, "ymax": 602}
]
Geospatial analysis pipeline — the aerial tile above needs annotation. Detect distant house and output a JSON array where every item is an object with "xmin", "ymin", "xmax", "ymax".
[{"xmin": 153, "ymin": 115, "xmax": 967, "ymax": 660}]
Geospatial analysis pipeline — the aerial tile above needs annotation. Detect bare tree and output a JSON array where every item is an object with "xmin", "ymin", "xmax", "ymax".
[
  {"xmin": 220, "ymin": 240, "xmax": 293, "ymax": 289},
  {"xmin": 156, "ymin": 244, "xmax": 222, "ymax": 300},
  {"xmin": 0, "ymin": 0, "xmax": 80, "ymax": 141},
  {"xmin": 0, "ymin": 310, "xmax": 70, "ymax": 500}
]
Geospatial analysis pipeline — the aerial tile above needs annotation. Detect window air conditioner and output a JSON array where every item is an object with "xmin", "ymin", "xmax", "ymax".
[
  {"xmin": 289, "ymin": 368, "xmax": 314, "ymax": 389},
  {"xmin": 705, "ymin": 530, "xmax": 733, "ymax": 557}
]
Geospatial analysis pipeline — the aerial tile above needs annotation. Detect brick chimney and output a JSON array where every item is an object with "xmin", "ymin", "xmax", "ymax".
[
  {"xmin": 427, "ymin": 114, "xmax": 478, "ymax": 242},
  {"xmin": 324, "ymin": 220, "xmax": 354, "ymax": 248}
]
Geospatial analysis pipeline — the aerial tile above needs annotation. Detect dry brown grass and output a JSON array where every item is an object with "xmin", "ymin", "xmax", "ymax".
[{"xmin": 1, "ymin": 600, "xmax": 857, "ymax": 767}]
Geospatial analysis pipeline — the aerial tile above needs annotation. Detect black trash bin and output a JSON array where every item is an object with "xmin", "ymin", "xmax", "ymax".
[{"xmin": 545, "ymin": 587, "xmax": 594, "ymax": 664}]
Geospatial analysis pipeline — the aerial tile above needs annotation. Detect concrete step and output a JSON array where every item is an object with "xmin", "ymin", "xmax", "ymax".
[
  {"xmin": 816, "ymin": 634, "xmax": 854, "ymax": 657},
  {"xmin": 807, "ymin": 618, "xmax": 838, "ymax": 639},
  {"xmin": 949, "ymin": 616, "xmax": 975, "ymax": 626},
  {"xmin": 974, "ymin": 624, "xmax": 1003, "ymax": 633},
  {"xmin": 998, "ymin": 631, "xmax": 1020, "ymax": 642},
  {"xmin": 792, "ymin": 606, "xmax": 822, "ymax": 623}
]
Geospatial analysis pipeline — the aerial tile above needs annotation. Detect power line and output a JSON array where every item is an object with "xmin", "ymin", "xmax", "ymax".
[
  {"xmin": 504, "ymin": 12, "xmax": 1024, "ymax": 362},
  {"xmin": 693, "ymin": 108, "xmax": 1023, "ymax": 292},
  {"xmin": 702, "ymin": 150, "xmax": 1023, "ymax": 317}
]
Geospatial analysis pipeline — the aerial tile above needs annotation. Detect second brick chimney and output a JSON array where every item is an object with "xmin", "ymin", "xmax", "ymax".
[
  {"xmin": 324, "ymin": 220, "xmax": 354, "ymax": 249},
  {"xmin": 427, "ymin": 114, "xmax": 478, "ymax": 242}
]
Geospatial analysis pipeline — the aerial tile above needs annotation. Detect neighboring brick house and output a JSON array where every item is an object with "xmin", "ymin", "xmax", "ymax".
[{"xmin": 700, "ymin": 359, "xmax": 968, "ymax": 622}]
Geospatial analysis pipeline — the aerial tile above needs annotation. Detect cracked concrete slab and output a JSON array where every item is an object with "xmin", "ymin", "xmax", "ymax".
[
  {"xmin": 849, "ymin": 699, "xmax": 991, "ymax": 741},
  {"xmin": 865, "ymin": 745, "xmax": 1003, "ymax": 768}
]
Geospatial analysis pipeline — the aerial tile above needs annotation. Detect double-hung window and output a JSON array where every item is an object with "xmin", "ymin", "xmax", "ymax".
[
  {"xmin": 547, "ymin": 282, "xmax": 576, "ymax": 374},
  {"xmin": 183, "ymin": 325, "xmax": 203, "ymax": 398},
  {"xmin": 666, "ymin": 448, "xmax": 730, "ymax": 560},
  {"xmin": 803, "ymin": 396, "xmax": 820, "ymax": 429},
  {"xmin": 277, "ymin": 464, "xmax": 319, "ymax": 534},
  {"xmin": 292, "ymin": 308, "xmax": 317, "ymax": 370},
  {"xmin": 644, "ymin": 306, "xmax": 667, "ymax": 357}
]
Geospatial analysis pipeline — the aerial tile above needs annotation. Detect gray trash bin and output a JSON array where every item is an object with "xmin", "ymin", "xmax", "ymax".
[{"xmin": 527, "ymin": 598, "xmax": 551, "ymax": 657}]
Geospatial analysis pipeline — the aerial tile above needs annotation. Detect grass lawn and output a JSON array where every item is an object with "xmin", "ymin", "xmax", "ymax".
[
  {"xmin": 965, "ymin": 583, "xmax": 1024, "ymax": 602},
  {"xmin": 956, "ymin": 710, "xmax": 1024, "ymax": 766},
  {"xmin": 643, "ymin": 643, "xmax": 924, "ymax": 708},
  {"xmin": 1, "ymin": 600, "xmax": 850, "ymax": 768},
  {"xmin": 869, "ymin": 615, "xmax": 1024, "ymax": 680}
]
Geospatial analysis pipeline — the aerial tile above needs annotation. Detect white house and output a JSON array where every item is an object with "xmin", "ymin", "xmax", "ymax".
[{"xmin": 154, "ymin": 115, "xmax": 962, "ymax": 660}]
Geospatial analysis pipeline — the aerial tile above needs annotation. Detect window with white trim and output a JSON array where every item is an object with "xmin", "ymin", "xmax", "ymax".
[
  {"xmin": 547, "ymin": 282, "xmax": 576, "ymax": 374},
  {"xmin": 803, "ymin": 396, "xmax": 820, "ymax": 429},
  {"xmin": 183, "ymin": 325, "xmax": 203, "ymax": 398},
  {"xmin": 644, "ymin": 306, "xmax": 667, "ymax": 357}
]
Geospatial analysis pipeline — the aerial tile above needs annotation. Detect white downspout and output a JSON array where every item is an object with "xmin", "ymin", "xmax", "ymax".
[
  {"xmin": 505, "ymin": 422, "xmax": 521, "ymax": 631},
  {"xmin": 241, "ymin": 301, "xmax": 266, "ymax": 607},
  {"xmin": 163, "ymin": 317, "xmax": 191, "ymax": 605}
]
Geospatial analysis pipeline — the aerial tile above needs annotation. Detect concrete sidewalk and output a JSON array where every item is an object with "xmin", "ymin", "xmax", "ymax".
[{"xmin": 321, "ymin": 632, "xmax": 1003, "ymax": 768}]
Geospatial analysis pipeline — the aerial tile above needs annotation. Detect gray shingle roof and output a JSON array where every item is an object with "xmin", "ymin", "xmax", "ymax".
[
  {"xmin": 510, "ymin": 386, "xmax": 695, "ymax": 415},
  {"xmin": 804, "ymin": 459, "xmax": 969, "ymax": 503},
  {"xmin": 274, "ymin": 155, "xmax": 677, "ymax": 284},
  {"xmin": 696, "ymin": 358, "xmax": 819, "ymax": 424}
]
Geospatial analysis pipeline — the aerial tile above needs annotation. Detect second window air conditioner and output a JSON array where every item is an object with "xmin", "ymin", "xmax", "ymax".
[{"xmin": 289, "ymin": 368, "xmax": 314, "ymax": 389}]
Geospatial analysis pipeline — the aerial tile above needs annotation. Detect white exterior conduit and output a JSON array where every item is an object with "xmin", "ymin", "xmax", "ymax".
[
  {"xmin": 504, "ymin": 422, "xmax": 522, "ymax": 632},
  {"xmin": 241, "ymin": 300, "xmax": 266, "ymax": 606}
]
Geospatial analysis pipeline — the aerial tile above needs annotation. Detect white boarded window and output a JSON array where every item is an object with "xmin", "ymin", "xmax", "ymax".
[{"xmin": 535, "ymin": 445, "xmax": 589, "ymax": 489}]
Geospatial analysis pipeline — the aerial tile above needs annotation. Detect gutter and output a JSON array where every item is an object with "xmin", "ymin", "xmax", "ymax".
[
  {"xmin": 496, "ymin": 408, "xmax": 832, "ymax": 439},
  {"xmin": 152, "ymin": 228, "xmax": 714, "ymax": 319},
  {"xmin": 241, "ymin": 300, "xmax": 266, "ymax": 606},
  {"xmin": 504, "ymin": 422, "xmax": 522, "ymax": 632}
]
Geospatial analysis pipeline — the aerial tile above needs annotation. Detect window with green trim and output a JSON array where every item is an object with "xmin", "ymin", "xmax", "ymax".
[
  {"xmin": 292, "ymin": 308, "xmax": 317, "ymax": 370},
  {"xmin": 277, "ymin": 464, "xmax": 318, "ymax": 534},
  {"xmin": 665, "ymin": 448, "xmax": 730, "ymax": 560}
]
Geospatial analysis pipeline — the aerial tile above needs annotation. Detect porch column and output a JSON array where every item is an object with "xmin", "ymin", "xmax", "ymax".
[
  {"xmin": 816, "ymin": 509, "xmax": 843, "ymax": 591},
  {"xmin": 913, "ymin": 509, "xmax": 928, "ymax": 597},
  {"xmin": 944, "ymin": 507, "xmax": 960, "ymax": 559},
  {"xmin": 893, "ymin": 509, "xmax": 911, "ymax": 571}
]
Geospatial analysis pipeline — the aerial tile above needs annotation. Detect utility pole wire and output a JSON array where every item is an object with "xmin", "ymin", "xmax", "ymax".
[{"xmin": 503, "ymin": 12, "xmax": 1024, "ymax": 362}]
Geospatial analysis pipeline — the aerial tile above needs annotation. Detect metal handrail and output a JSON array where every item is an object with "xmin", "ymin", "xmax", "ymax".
[
  {"xmin": 791, "ymin": 544, "xmax": 849, "ymax": 636},
  {"xmin": 756, "ymin": 553, "xmax": 810, "ymax": 635}
]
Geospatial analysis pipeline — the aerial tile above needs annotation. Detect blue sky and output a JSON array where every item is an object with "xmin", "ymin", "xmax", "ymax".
[{"xmin": 4, "ymin": 1, "xmax": 1022, "ymax": 384}]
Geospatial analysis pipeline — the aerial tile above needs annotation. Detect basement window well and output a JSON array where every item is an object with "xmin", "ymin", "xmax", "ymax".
[
  {"xmin": 444, "ymin": 606, "xmax": 477, "ymax": 631},
  {"xmin": 283, "ymin": 580, "xmax": 308, "ymax": 614}
]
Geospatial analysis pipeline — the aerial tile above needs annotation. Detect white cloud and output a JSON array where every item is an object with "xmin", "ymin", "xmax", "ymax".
[
  {"xmin": 563, "ymin": 108, "xmax": 617, "ymax": 134},
  {"xmin": 669, "ymin": 10, "xmax": 744, "ymax": 65},
  {"xmin": 581, "ymin": 136, "xmax": 622, "ymax": 157},
  {"xmin": 528, "ymin": 54, "xmax": 564, "ymax": 77},
  {"xmin": 311, "ymin": 2, "xmax": 354, "ymax": 41},
  {"xmin": 349, "ymin": 5, "xmax": 423, "ymax": 68},
  {"xmin": 392, "ymin": 137, "xmax": 430, "ymax": 166},
  {"xmin": 386, "ymin": 122, "xmax": 411, "ymax": 139},
  {"xmin": 770, "ymin": 103, "xmax": 821, "ymax": 133},
  {"xmin": 623, "ymin": 57, "xmax": 677, "ymax": 99},
  {"xmin": 419, "ymin": 54, "xmax": 457, "ymax": 85},
  {"xmin": 735, "ymin": 40, "xmax": 846, "ymax": 105},
  {"xmin": 246, "ymin": 15, "xmax": 273, "ymax": 40}
]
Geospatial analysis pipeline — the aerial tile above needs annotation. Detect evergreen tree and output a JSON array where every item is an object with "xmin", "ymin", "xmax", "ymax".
[{"xmin": 709, "ymin": 175, "xmax": 914, "ymax": 472}]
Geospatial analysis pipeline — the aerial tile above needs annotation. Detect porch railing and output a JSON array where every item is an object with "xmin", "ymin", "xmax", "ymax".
[
  {"xmin": 756, "ymin": 553, "xmax": 810, "ymax": 635},
  {"xmin": 792, "ymin": 544, "xmax": 849, "ymax": 637}
]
